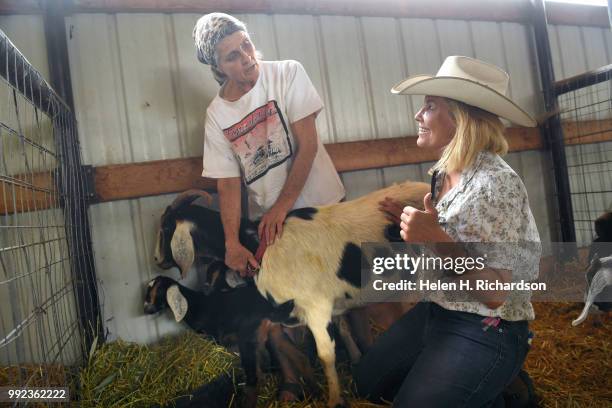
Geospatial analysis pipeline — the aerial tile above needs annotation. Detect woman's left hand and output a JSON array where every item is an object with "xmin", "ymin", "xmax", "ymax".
[
  {"xmin": 258, "ymin": 204, "xmax": 289, "ymax": 245},
  {"xmin": 400, "ymin": 193, "xmax": 451, "ymax": 243}
]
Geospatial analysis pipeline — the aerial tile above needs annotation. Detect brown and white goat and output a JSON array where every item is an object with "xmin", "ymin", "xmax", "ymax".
[{"xmin": 155, "ymin": 181, "xmax": 429, "ymax": 407}]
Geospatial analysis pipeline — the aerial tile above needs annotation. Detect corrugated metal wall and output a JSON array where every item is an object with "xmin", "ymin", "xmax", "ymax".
[{"xmin": 2, "ymin": 13, "xmax": 611, "ymax": 343}]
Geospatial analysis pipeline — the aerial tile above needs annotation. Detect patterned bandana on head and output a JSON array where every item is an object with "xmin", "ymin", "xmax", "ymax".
[{"xmin": 193, "ymin": 12, "xmax": 247, "ymax": 66}]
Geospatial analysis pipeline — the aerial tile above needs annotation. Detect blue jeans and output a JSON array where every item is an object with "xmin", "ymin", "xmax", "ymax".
[{"xmin": 354, "ymin": 302, "xmax": 530, "ymax": 407}]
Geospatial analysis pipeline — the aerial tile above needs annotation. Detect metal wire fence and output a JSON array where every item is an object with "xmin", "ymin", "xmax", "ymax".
[
  {"xmin": 556, "ymin": 66, "xmax": 612, "ymax": 246},
  {"xmin": 0, "ymin": 29, "xmax": 100, "ymax": 404}
]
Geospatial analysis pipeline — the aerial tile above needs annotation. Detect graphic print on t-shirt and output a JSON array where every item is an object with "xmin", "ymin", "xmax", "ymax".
[{"xmin": 223, "ymin": 100, "xmax": 292, "ymax": 185}]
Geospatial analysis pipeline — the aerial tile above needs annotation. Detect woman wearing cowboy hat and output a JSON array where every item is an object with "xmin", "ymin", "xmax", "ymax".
[{"xmin": 355, "ymin": 56, "xmax": 541, "ymax": 407}]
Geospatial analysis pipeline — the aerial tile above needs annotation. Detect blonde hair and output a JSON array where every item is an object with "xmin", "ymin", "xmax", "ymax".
[{"xmin": 431, "ymin": 99, "xmax": 508, "ymax": 174}]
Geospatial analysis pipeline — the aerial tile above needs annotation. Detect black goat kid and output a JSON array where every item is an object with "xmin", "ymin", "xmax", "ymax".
[{"xmin": 144, "ymin": 276, "xmax": 314, "ymax": 407}]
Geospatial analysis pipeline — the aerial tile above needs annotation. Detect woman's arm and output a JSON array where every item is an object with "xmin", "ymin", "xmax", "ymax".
[
  {"xmin": 218, "ymin": 177, "xmax": 258, "ymax": 276},
  {"xmin": 257, "ymin": 113, "xmax": 318, "ymax": 245}
]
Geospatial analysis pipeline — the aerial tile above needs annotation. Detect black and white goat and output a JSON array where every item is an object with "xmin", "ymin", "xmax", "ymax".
[
  {"xmin": 144, "ymin": 275, "xmax": 315, "ymax": 407},
  {"xmin": 154, "ymin": 181, "xmax": 429, "ymax": 407},
  {"xmin": 573, "ymin": 211, "xmax": 612, "ymax": 326}
]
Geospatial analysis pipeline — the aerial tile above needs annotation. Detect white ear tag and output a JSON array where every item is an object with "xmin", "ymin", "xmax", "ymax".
[{"xmin": 167, "ymin": 285, "xmax": 188, "ymax": 322}]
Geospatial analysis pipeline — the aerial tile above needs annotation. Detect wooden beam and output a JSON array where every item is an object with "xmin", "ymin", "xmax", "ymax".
[
  {"xmin": 4, "ymin": 119, "xmax": 612, "ymax": 214},
  {"xmin": 554, "ymin": 64, "xmax": 612, "ymax": 96},
  {"xmin": 90, "ymin": 126, "xmax": 543, "ymax": 203},
  {"xmin": 2, "ymin": 1, "xmax": 609, "ymax": 28},
  {"xmin": 0, "ymin": 0, "xmax": 42, "ymax": 14},
  {"xmin": 546, "ymin": 1, "xmax": 610, "ymax": 28},
  {"xmin": 70, "ymin": 0, "xmax": 530, "ymax": 23},
  {"xmin": 93, "ymin": 156, "xmax": 216, "ymax": 202},
  {"xmin": 0, "ymin": 172, "xmax": 58, "ymax": 215},
  {"xmin": 562, "ymin": 119, "xmax": 612, "ymax": 146},
  {"xmin": 327, "ymin": 126, "xmax": 543, "ymax": 172}
]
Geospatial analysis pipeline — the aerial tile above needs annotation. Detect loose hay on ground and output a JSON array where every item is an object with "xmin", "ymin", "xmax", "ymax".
[
  {"xmin": 78, "ymin": 331, "xmax": 237, "ymax": 407},
  {"xmin": 255, "ymin": 359, "xmax": 389, "ymax": 408},
  {"xmin": 526, "ymin": 302, "xmax": 611, "ymax": 407},
  {"xmin": 76, "ymin": 302, "xmax": 611, "ymax": 407},
  {"xmin": 0, "ymin": 364, "xmax": 69, "ymax": 408},
  {"xmin": 78, "ymin": 329, "xmax": 385, "ymax": 408}
]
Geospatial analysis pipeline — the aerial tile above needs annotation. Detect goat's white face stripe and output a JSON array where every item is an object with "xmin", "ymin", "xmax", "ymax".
[
  {"xmin": 147, "ymin": 279, "xmax": 155, "ymax": 288},
  {"xmin": 171, "ymin": 220, "xmax": 196, "ymax": 278}
]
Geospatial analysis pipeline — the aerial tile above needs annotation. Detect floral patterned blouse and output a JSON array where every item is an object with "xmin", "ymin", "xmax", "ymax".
[{"xmin": 429, "ymin": 151, "xmax": 541, "ymax": 321}]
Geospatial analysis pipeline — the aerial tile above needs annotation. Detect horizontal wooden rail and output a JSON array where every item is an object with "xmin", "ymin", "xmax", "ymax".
[
  {"xmin": 3, "ymin": 119, "xmax": 612, "ymax": 215},
  {"xmin": 92, "ymin": 126, "xmax": 543, "ymax": 204},
  {"xmin": 559, "ymin": 119, "xmax": 612, "ymax": 146},
  {"xmin": 94, "ymin": 157, "xmax": 216, "ymax": 202},
  {"xmin": 0, "ymin": 1, "xmax": 609, "ymax": 28},
  {"xmin": 554, "ymin": 64, "xmax": 612, "ymax": 96},
  {"xmin": 0, "ymin": 171, "xmax": 59, "ymax": 215}
]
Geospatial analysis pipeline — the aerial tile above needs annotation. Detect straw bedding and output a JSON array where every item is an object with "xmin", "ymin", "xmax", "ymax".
[{"xmin": 1, "ymin": 302, "xmax": 609, "ymax": 407}]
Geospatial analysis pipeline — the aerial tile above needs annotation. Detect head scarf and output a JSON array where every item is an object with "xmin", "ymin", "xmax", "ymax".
[{"xmin": 193, "ymin": 13, "xmax": 247, "ymax": 67}]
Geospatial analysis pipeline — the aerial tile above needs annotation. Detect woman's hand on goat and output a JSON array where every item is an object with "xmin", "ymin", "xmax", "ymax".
[
  {"xmin": 400, "ymin": 193, "xmax": 451, "ymax": 243},
  {"xmin": 258, "ymin": 203, "xmax": 289, "ymax": 246},
  {"xmin": 225, "ymin": 241, "xmax": 259, "ymax": 277},
  {"xmin": 379, "ymin": 197, "xmax": 404, "ymax": 225}
]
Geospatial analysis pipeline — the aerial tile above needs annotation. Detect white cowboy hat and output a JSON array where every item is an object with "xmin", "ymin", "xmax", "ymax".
[{"xmin": 391, "ymin": 56, "xmax": 537, "ymax": 127}]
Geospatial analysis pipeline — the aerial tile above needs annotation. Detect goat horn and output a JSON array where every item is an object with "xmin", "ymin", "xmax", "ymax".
[{"xmin": 170, "ymin": 189, "xmax": 214, "ymax": 210}]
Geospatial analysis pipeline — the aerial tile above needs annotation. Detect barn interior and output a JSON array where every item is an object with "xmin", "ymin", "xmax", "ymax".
[{"xmin": 0, "ymin": 0, "xmax": 611, "ymax": 407}]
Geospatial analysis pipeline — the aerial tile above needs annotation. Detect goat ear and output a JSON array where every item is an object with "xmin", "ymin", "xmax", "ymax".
[
  {"xmin": 166, "ymin": 285, "xmax": 188, "ymax": 322},
  {"xmin": 171, "ymin": 220, "xmax": 195, "ymax": 279}
]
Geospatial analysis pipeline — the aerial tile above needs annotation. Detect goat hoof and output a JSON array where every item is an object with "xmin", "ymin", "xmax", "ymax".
[
  {"xmin": 279, "ymin": 390, "xmax": 298, "ymax": 402},
  {"xmin": 278, "ymin": 382, "xmax": 303, "ymax": 401}
]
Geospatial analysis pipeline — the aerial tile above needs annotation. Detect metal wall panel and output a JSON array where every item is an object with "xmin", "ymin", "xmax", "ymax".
[
  {"xmin": 61, "ymin": 14, "xmax": 611, "ymax": 342},
  {"xmin": 548, "ymin": 24, "xmax": 612, "ymax": 246}
]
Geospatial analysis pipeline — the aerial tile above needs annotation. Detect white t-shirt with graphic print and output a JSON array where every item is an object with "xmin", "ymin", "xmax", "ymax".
[{"xmin": 202, "ymin": 60, "xmax": 345, "ymax": 219}]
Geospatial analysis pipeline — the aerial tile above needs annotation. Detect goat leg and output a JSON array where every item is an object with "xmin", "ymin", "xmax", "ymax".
[
  {"xmin": 335, "ymin": 315, "xmax": 362, "ymax": 364},
  {"xmin": 267, "ymin": 324, "xmax": 317, "ymax": 400},
  {"xmin": 238, "ymin": 338, "xmax": 259, "ymax": 408},
  {"xmin": 305, "ymin": 306, "xmax": 345, "ymax": 408}
]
